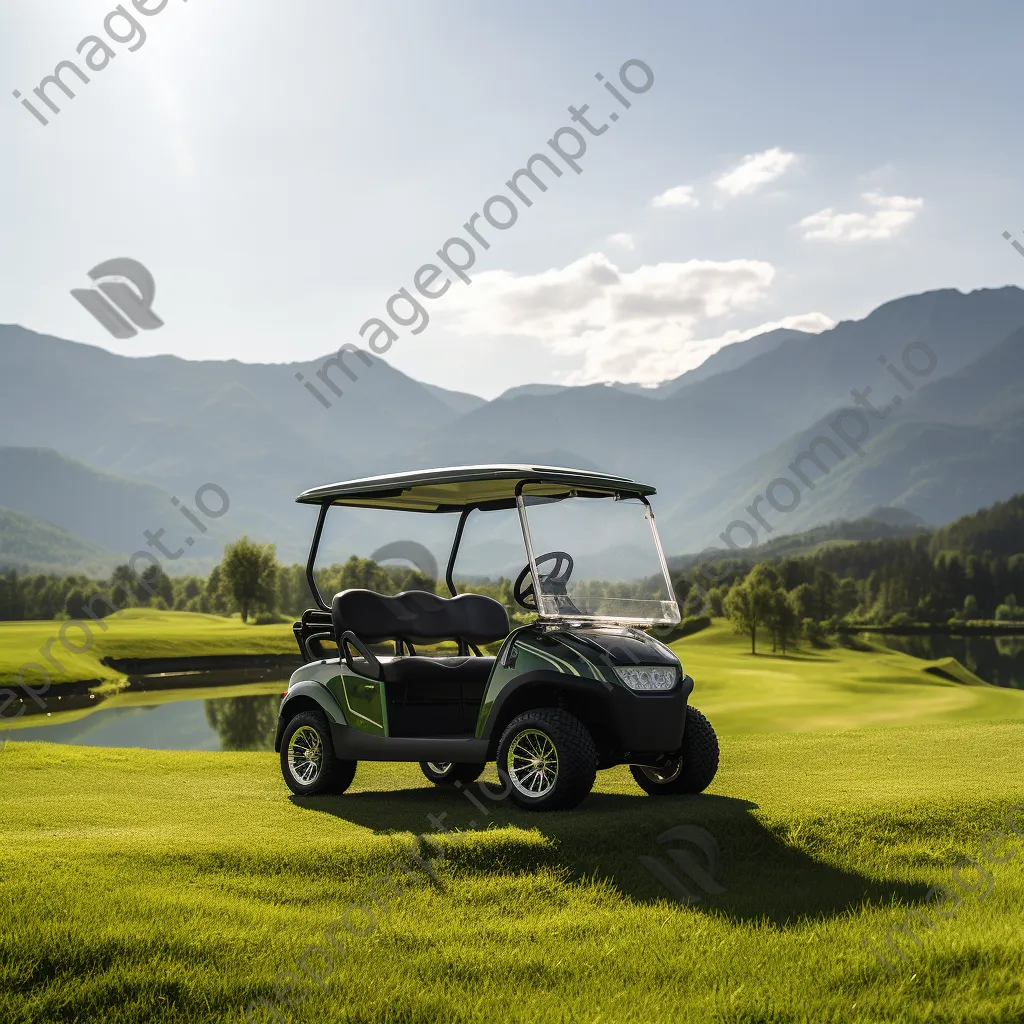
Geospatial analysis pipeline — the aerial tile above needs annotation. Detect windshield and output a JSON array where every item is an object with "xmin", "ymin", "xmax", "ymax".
[{"xmin": 518, "ymin": 494, "xmax": 679, "ymax": 626}]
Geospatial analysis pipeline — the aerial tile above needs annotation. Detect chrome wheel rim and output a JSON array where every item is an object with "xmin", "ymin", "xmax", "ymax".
[
  {"xmin": 639, "ymin": 758, "xmax": 683, "ymax": 784},
  {"xmin": 426, "ymin": 762, "xmax": 452, "ymax": 775},
  {"xmin": 287, "ymin": 725, "xmax": 323, "ymax": 786},
  {"xmin": 508, "ymin": 728, "xmax": 558, "ymax": 798}
]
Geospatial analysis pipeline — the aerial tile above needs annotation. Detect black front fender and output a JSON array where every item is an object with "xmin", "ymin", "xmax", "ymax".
[{"xmin": 480, "ymin": 669, "xmax": 691, "ymax": 759}]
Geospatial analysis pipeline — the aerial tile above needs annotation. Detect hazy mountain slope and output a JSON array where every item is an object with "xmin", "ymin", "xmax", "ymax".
[
  {"xmin": 652, "ymin": 327, "xmax": 811, "ymax": 397},
  {"xmin": 664, "ymin": 324, "xmax": 1024, "ymax": 550},
  {"xmin": 420, "ymin": 382, "xmax": 487, "ymax": 415},
  {"xmin": 0, "ymin": 506, "xmax": 119, "ymax": 574},
  {"xmin": 412, "ymin": 287, "xmax": 1024, "ymax": 511},
  {"xmin": 0, "ymin": 326, "xmax": 472, "ymax": 558},
  {"xmin": 3, "ymin": 285, "xmax": 1024, "ymax": 564},
  {"xmin": 497, "ymin": 326, "xmax": 808, "ymax": 402},
  {"xmin": 909, "ymin": 324, "xmax": 1024, "ymax": 426},
  {"xmin": 494, "ymin": 383, "xmax": 571, "ymax": 402},
  {"xmin": 0, "ymin": 447, "xmax": 231, "ymax": 568},
  {"xmin": 665, "ymin": 510, "xmax": 930, "ymax": 568},
  {"xmin": 930, "ymin": 493, "xmax": 1024, "ymax": 559}
]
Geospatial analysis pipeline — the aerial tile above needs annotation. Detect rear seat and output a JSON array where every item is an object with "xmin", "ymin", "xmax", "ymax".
[
  {"xmin": 331, "ymin": 588, "xmax": 510, "ymax": 683},
  {"xmin": 332, "ymin": 589, "xmax": 510, "ymax": 735}
]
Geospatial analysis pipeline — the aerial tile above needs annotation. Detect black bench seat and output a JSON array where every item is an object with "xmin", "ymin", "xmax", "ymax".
[{"xmin": 331, "ymin": 589, "xmax": 510, "ymax": 736}]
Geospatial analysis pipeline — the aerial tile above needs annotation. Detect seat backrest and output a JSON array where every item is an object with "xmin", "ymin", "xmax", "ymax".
[{"xmin": 332, "ymin": 589, "xmax": 510, "ymax": 646}]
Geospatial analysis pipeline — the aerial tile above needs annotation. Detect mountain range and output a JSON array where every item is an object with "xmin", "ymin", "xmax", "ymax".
[{"xmin": 2, "ymin": 284, "xmax": 1023, "ymax": 573}]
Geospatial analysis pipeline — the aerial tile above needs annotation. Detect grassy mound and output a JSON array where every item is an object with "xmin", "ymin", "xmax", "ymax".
[
  {"xmin": 0, "ymin": 609, "xmax": 296, "ymax": 688},
  {"xmin": 673, "ymin": 622, "xmax": 1024, "ymax": 734}
]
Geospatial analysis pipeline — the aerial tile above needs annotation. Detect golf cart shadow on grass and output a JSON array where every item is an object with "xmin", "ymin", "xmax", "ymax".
[{"xmin": 292, "ymin": 789, "xmax": 931, "ymax": 927}]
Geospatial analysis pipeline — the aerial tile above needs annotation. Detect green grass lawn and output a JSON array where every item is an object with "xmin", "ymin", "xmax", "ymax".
[
  {"xmin": 2, "ymin": 623, "xmax": 1024, "ymax": 1022},
  {"xmin": 678, "ymin": 622, "xmax": 1024, "ymax": 734},
  {"xmin": 0, "ymin": 609, "xmax": 296, "ymax": 689}
]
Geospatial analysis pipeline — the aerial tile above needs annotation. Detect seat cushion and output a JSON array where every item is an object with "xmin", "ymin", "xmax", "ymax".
[
  {"xmin": 381, "ymin": 655, "xmax": 495, "ymax": 686},
  {"xmin": 333, "ymin": 589, "xmax": 509, "ymax": 646}
]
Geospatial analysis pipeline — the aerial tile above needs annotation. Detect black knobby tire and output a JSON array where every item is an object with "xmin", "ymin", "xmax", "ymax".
[
  {"xmin": 280, "ymin": 710, "xmax": 357, "ymax": 797},
  {"xmin": 496, "ymin": 708, "xmax": 598, "ymax": 811},
  {"xmin": 419, "ymin": 761, "xmax": 486, "ymax": 786},
  {"xmin": 630, "ymin": 705, "xmax": 719, "ymax": 796}
]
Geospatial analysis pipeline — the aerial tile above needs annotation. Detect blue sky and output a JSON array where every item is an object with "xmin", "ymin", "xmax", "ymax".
[{"xmin": 2, "ymin": 0, "xmax": 1023, "ymax": 396}]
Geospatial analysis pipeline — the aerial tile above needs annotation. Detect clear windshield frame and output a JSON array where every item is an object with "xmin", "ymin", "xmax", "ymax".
[{"xmin": 514, "ymin": 488, "xmax": 680, "ymax": 627}]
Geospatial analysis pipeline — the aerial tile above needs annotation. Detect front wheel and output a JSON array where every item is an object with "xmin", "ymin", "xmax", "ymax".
[
  {"xmin": 280, "ymin": 711, "xmax": 357, "ymax": 796},
  {"xmin": 419, "ymin": 761, "xmax": 486, "ymax": 785},
  {"xmin": 630, "ymin": 705, "xmax": 719, "ymax": 796},
  {"xmin": 496, "ymin": 709, "xmax": 597, "ymax": 811}
]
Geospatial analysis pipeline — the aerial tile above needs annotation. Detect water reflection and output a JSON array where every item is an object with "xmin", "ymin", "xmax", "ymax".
[
  {"xmin": 870, "ymin": 633, "xmax": 1024, "ymax": 689},
  {"xmin": 4, "ymin": 689, "xmax": 282, "ymax": 752},
  {"xmin": 204, "ymin": 695, "xmax": 278, "ymax": 751}
]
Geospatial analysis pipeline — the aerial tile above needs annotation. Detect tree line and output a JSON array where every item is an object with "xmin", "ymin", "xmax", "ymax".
[
  {"xmin": 670, "ymin": 495, "xmax": 1024, "ymax": 653},
  {"xmin": 2, "ymin": 494, "xmax": 1022, "ymax": 640},
  {"xmin": 0, "ymin": 536, "xmax": 517, "ymax": 624}
]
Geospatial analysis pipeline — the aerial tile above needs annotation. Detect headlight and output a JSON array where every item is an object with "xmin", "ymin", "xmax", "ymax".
[{"xmin": 614, "ymin": 665, "xmax": 678, "ymax": 691}]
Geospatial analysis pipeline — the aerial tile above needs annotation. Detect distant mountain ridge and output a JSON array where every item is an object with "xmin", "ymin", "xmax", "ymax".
[
  {"xmin": 0, "ymin": 506, "xmax": 119, "ymax": 575},
  {"xmin": 3, "ymin": 284, "xmax": 1024, "ymax": 568}
]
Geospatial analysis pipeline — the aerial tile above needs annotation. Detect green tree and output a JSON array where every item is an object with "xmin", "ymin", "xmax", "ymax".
[
  {"xmin": 707, "ymin": 585, "xmax": 727, "ymax": 618},
  {"xmin": 218, "ymin": 537, "xmax": 278, "ymax": 622},
  {"xmin": 724, "ymin": 567, "xmax": 776, "ymax": 655},
  {"xmin": 771, "ymin": 589, "xmax": 801, "ymax": 654},
  {"xmin": 836, "ymin": 577, "xmax": 859, "ymax": 619},
  {"xmin": 199, "ymin": 565, "xmax": 230, "ymax": 615},
  {"xmin": 812, "ymin": 568, "xmax": 838, "ymax": 621},
  {"xmin": 790, "ymin": 582, "xmax": 816, "ymax": 622},
  {"xmin": 995, "ymin": 594, "xmax": 1023, "ymax": 621},
  {"xmin": 141, "ymin": 564, "xmax": 174, "ymax": 607}
]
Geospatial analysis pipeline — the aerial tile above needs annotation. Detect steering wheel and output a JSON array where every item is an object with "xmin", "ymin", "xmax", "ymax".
[{"xmin": 513, "ymin": 550, "xmax": 574, "ymax": 610}]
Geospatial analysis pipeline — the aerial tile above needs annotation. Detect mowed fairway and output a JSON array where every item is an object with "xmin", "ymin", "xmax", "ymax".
[
  {"xmin": 0, "ymin": 609, "xmax": 296, "ymax": 688},
  {"xmin": 2, "ymin": 625, "xmax": 1024, "ymax": 1023},
  {"xmin": 676, "ymin": 623, "xmax": 1024, "ymax": 734}
]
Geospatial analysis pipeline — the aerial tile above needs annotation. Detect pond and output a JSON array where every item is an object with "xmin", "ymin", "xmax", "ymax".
[
  {"xmin": 1, "ymin": 681, "xmax": 285, "ymax": 752},
  {"xmin": 3, "ymin": 635, "xmax": 1022, "ymax": 753},
  {"xmin": 868, "ymin": 633, "xmax": 1024, "ymax": 689}
]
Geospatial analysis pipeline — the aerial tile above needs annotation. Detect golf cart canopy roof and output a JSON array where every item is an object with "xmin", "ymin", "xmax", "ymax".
[{"xmin": 295, "ymin": 464, "xmax": 656, "ymax": 513}]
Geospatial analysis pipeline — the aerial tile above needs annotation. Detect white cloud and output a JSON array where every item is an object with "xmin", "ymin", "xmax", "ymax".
[
  {"xmin": 439, "ymin": 253, "xmax": 782, "ymax": 385},
  {"xmin": 715, "ymin": 147, "xmax": 797, "ymax": 197},
  {"xmin": 607, "ymin": 311, "xmax": 835, "ymax": 387},
  {"xmin": 651, "ymin": 185, "xmax": 699, "ymax": 208},
  {"xmin": 608, "ymin": 232, "xmax": 636, "ymax": 250},
  {"xmin": 799, "ymin": 191, "xmax": 923, "ymax": 241}
]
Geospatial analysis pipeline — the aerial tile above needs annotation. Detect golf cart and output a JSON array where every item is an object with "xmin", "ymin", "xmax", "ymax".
[{"xmin": 277, "ymin": 465, "xmax": 719, "ymax": 811}]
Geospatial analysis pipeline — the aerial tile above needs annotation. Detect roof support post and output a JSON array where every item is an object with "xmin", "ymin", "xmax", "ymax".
[
  {"xmin": 306, "ymin": 503, "xmax": 331, "ymax": 611},
  {"xmin": 445, "ymin": 507, "xmax": 472, "ymax": 596}
]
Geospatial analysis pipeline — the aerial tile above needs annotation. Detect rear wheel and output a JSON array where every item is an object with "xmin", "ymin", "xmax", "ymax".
[
  {"xmin": 280, "ymin": 710, "xmax": 357, "ymax": 796},
  {"xmin": 419, "ymin": 761, "xmax": 486, "ymax": 785},
  {"xmin": 630, "ymin": 705, "xmax": 719, "ymax": 796},
  {"xmin": 496, "ymin": 709, "xmax": 597, "ymax": 811}
]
